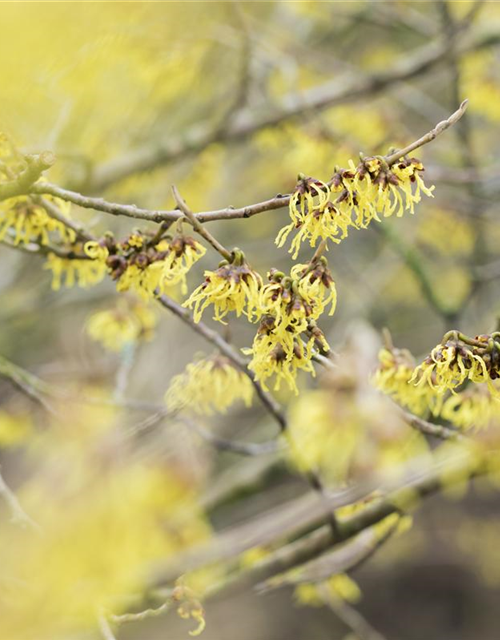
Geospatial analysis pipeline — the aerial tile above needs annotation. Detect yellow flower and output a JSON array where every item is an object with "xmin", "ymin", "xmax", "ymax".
[
  {"xmin": 410, "ymin": 334, "xmax": 496, "ymax": 398},
  {"xmin": 165, "ymin": 355, "xmax": 254, "ymax": 415},
  {"xmin": 276, "ymin": 156, "xmax": 434, "ymax": 256},
  {"xmin": 86, "ymin": 299, "xmax": 157, "ymax": 352},
  {"xmin": 373, "ymin": 346, "xmax": 436, "ymax": 416},
  {"xmin": 85, "ymin": 233, "xmax": 205, "ymax": 300},
  {"xmin": 84, "ymin": 240, "xmax": 110, "ymax": 262},
  {"xmin": 160, "ymin": 234, "xmax": 206, "ymax": 294},
  {"xmin": 184, "ymin": 251, "xmax": 262, "ymax": 323},
  {"xmin": 44, "ymin": 252, "xmax": 107, "ymax": 290},
  {"xmin": 261, "ymin": 260, "xmax": 336, "ymax": 334},
  {"xmin": 244, "ymin": 332, "xmax": 316, "ymax": 395},
  {"xmin": 441, "ymin": 384, "xmax": 500, "ymax": 431},
  {"xmin": 0, "ymin": 195, "xmax": 75, "ymax": 246},
  {"xmin": 115, "ymin": 261, "xmax": 165, "ymax": 300},
  {"xmin": 277, "ymin": 200, "xmax": 354, "ymax": 259}
]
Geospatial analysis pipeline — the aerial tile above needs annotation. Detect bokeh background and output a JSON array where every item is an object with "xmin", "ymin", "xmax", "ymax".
[{"xmin": 1, "ymin": 2, "xmax": 500, "ymax": 639}]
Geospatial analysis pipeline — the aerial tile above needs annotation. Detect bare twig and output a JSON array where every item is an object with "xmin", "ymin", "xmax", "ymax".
[
  {"xmin": 180, "ymin": 415, "xmax": 283, "ymax": 457},
  {"xmin": 385, "ymin": 99, "xmax": 469, "ymax": 165},
  {"xmin": 0, "ymin": 466, "xmax": 41, "ymax": 531},
  {"xmin": 402, "ymin": 410, "xmax": 465, "ymax": 442},
  {"xmin": 109, "ymin": 599, "xmax": 172, "ymax": 625},
  {"xmin": 171, "ymin": 185, "xmax": 232, "ymax": 261},
  {"xmin": 97, "ymin": 613, "xmax": 117, "ymax": 640},
  {"xmin": 319, "ymin": 587, "xmax": 388, "ymax": 640}
]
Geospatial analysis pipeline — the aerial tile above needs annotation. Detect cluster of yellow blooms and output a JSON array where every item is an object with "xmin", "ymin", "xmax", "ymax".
[
  {"xmin": 165, "ymin": 354, "xmax": 254, "ymax": 415},
  {"xmin": 277, "ymin": 156, "xmax": 434, "ymax": 258},
  {"xmin": 44, "ymin": 252, "xmax": 108, "ymax": 290},
  {"xmin": 184, "ymin": 249, "xmax": 262, "ymax": 323},
  {"xmin": 373, "ymin": 332, "xmax": 500, "ymax": 430},
  {"xmin": 245, "ymin": 257, "xmax": 336, "ymax": 393},
  {"xmin": 0, "ymin": 194, "xmax": 75, "ymax": 246},
  {"xmin": 86, "ymin": 298, "xmax": 157, "ymax": 352},
  {"xmin": 373, "ymin": 345, "xmax": 437, "ymax": 416},
  {"xmin": 76, "ymin": 231, "xmax": 206, "ymax": 299},
  {"xmin": 440, "ymin": 385, "xmax": 500, "ymax": 431},
  {"xmin": 410, "ymin": 332, "xmax": 500, "ymax": 398}
]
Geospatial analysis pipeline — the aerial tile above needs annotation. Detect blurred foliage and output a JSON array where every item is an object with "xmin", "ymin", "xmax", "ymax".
[{"xmin": 1, "ymin": 2, "xmax": 500, "ymax": 640}]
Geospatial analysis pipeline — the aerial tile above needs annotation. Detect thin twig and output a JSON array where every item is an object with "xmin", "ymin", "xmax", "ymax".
[
  {"xmin": 180, "ymin": 416, "xmax": 283, "ymax": 457},
  {"xmin": 171, "ymin": 185, "xmax": 232, "ymax": 261},
  {"xmin": 0, "ymin": 466, "xmax": 41, "ymax": 532},
  {"xmin": 402, "ymin": 410, "xmax": 465, "ymax": 442},
  {"xmin": 157, "ymin": 294, "xmax": 286, "ymax": 431},
  {"xmin": 109, "ymin": 599, "xmax": 172, "ymax": 625},
  {"xmin": 385, "ymin": 99, "xmax": 468, "ymax": 165},
  {"xmin": 319, "ymin": 586, "xmax": 388, "ymax": 640},
  {"xmin": 28, "ymin": 101, "xmax": 468, "ymax": 236},
  {"xmin": 97, "ymin": 613, "xmax": 117, "ymax": 640}
]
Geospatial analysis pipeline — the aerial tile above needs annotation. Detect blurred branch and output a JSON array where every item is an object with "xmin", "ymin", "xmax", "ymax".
[
  {"xmin": 257, "ymin": 520, "xmax": 399, "ymax": 592},
  {"xmin": 97, "ymin": 613, "xmax": 117, "ymax": 640},
  {"xmin": 158, "ymin": 445, "xmax": 485, "ymax": 593},
  {"xmin": 0, "ymin": 152, "xmax": 55, "ymax": 201},
  {"xmin": 82, "ymin": 29, "xmax": 498, "ymax": 191},
  {"xmin": 374, "ymin": 223, "xmax": 457, "ymax": 324},
  {"xmin": 180, "ymin": 416, "xmax": 284, "ymax": 457},
  {"xmin": 402, "ymin": 410, "xmax": 465, "ymax": 442},
  {"xmin": 0, "ymin": 353, "xmax": 56, "ymax": 413},
  {"xmin": 319, "ymin": 588, "xmax": 388, "ymax": 640},
  {"xmin": 0, "ymin": 466, "xmax": 40, "ymax": 531}
]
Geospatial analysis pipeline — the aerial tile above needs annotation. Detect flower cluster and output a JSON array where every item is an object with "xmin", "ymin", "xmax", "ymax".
[
  {"xmin": 277, "ymin": 156, "xmax": 433, "ymax": 257},
  {"xmin": 165, "ymin": 354, "xmax": 254, "ymax": 415},
  {"xmin": 245, "ymin": 257, "xmax": 335, "ymax": 393},
  {"xmin": 0, "ymin": 195, "xmax": 75, "ymax": 246},
  {"xmin": 373, "ymin": 345, "xmax": 436, "ymax": 416},
  {"xmin": 86, "ymin": 299, "xmax": 157, "ymax": 352},
  {"xmin": 44, "ymin": 252, "xmax": 108, "ymax": 290},
  {"xmin": 441, "ymin": 384, "xmax": 500, "ymax": 431},
  {"xmin": 83, "ymin": 231, "xmax": 206, "ymax": 299},
  {"xmin": 184, "ymin": 249, "xmax": 262, "ymax": 323},
  {"xmin": 410, "ymin": 331, "xmax": 500, "ymax": 398}
]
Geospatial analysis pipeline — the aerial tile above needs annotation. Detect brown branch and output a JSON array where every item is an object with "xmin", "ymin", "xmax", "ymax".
[
  {"xmin": 180, "ymin": 416, "xmax": 283, "ymax": 457},
  {"xmin": 157, "ymin": 294, "xmax": 286, "ymax": 431},
  {"xmin": 171, "ymin": 185, "xmax": 232, "ymax": 261},
  {"xmin": 35, "ymin": 195, "xmax": 96, "ymax": 243},
  {"xmin": 402, "ymin": 410, "xmax": 465, "ymax": 442},
  {"xmin": 385, "ymin": 99, "xmax": 468, "ymax": 165}
]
